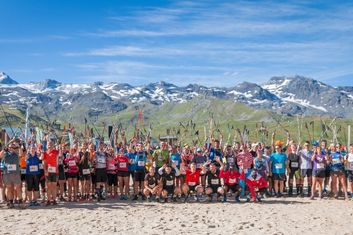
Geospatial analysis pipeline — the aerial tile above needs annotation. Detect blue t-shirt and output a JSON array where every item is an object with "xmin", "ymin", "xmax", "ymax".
[
  {"xmin": 270, "ymin": 153, "xmax": 287, "ymax": 174},
  {"xmin": 170, "ymin": 153, "xmax": 181, "ymax": 168},
  {"xmin": 128, "ymin": 152, "xmax": 136, "ymax": 171},
  {"xmin": 135, "ymin": 151, "xmax": 147, "ymax": 171},
  {"xmin": 26, "ymin": 154, "xmax": 40, "ymax": 175},
  {"xmin": 330, "ymin": 152, "xmax": 344, "ymax": 171},
  {"xmin": 209, "ymin": 148, "xmax": 223, "ymax": 162}
]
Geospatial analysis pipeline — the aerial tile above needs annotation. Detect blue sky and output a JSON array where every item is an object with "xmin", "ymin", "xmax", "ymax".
[{"xmin": 1, "ymin": 0, "xmax": 353, "ymax": 87}]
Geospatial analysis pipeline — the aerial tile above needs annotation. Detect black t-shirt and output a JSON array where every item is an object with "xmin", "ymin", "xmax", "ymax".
[
  {"xmin": 160, "ymin": 171, "xmax": 176, "ymax": 188},
  {"xmin": 206, "ymin": 170, "xmax": 220, "ymax": 187},
  {"xmin": 288, "ymin": 153, "xmax": 300, "ymax": 170},
  {"xmin": 145, "ymin": 173, "xmax": 159, "ymax": 188}
]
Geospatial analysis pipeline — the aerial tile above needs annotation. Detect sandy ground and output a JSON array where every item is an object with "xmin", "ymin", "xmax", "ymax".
[{"xmin": 1, "ymin": 197, "xmax": 353, "ymax": 235}]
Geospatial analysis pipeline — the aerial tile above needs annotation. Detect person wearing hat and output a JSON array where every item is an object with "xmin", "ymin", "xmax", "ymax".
[
  {"xmin": 0, "ymin": 141, "xmax": 23, "ymax": 208},
  {"xmin": 269, "ymin": 140, "xmax": 288, "ymax": 198},
  {"xmin": 192, "ymin": 147, "xmax": 207, "ymax": 188}
]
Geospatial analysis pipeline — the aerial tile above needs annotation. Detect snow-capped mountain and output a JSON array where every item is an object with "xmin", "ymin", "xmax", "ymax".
[
  {"xmin": 0, "ymin": 73, "xmax": 352, "ymax": 118},
  {"xmin": 0, "ymin": 72, "xmax": 18, "ymax": 85}
]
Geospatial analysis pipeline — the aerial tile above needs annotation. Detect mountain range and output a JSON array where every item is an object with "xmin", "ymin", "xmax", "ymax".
[{"xmin": 1, "ymin": 71, "xmax": 353, "ymax": 121}]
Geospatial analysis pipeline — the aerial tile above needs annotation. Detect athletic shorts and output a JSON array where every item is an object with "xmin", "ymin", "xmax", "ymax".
[
  {"xmin": 26, "ymin": 174, "xmax": 40, "ymax": 191},
  {"xmin": 80, "ymin": 173, "xmax": 91, "ymax": 181},
  {"xmin": 91, "ymin": 173, "xmax": 96, "ymax": 184},
  {"xmin": 3, "ymin": 173, "xmax": 21, "ymax": 186},
  {"xmin": 134, "ymin": 171, "xmax": 146, "ymax": 182},
  {"xmin": 207, "ymin": 185, "xmax": 220, "ymax": 194},
  {"xmin": 272, "ymin": 173, "xmax": 286, "ymax": 181},
  {"xmin": 95, "ymin": 169, "xmax": 107, "ymax": 183},
  {"xmin": 325, "ymin": 167, "xmax": 331, "ymax": 178},
  {"xmin": 39, "ymin": 175, "xmax": 46, "ymax": 189},
  {"xmin": 312, "ymin": 170, "xmax": 325, "ymax": 178},
  {"xmin": 187, "ymin": 184, "xmax": 200, "ymax": 192},
  {"xmin": 117, "ymin": 171, "xmax": 129, "ymax": 177},
  {"xmin": 164, "ymin": 186, "xmax": 174, "ymax": 195},
  {"xmin": 347, "ymin": 170, "xmax": 353, "ymax": 182},
  {"xmin": 225, "ymin": 184, "xmax": 241, "ymax": 193},
  {"xmin": 58, "ymin": 167, "xmax": 66, "ymax": 181},
  {"xmin": 300, "ymin": 169, "xmax": 312, "ymax": 178},
  {"xmin": 330, "ymin": 170, "xmax": 345, "ymax": 177},
  {"xmin": 289, "ymin": 169, "xmax": 300, "ymax": 179},
  {"xmin": 46, "ymin": 173, "xmax": 58, "ymax": 183},
  {"xmin": 66, "ymin": 172, "xmax": 78, "ymax": 179},
  {"xmin": 107, "ymin": 173, "xmax": 117, "ymax": 186},
  {"xmin": 20, "ymin": 170, "xmax": 26, "ymax": 182}
]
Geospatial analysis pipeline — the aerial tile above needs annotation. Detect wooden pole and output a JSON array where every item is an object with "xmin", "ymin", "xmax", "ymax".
[{"xmin": 348, "ymin": 125, "xmax": 351, "ymax": 147}]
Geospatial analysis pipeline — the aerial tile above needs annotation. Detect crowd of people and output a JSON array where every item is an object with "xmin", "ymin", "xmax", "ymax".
[{"xmin": 0, "ymin": 127, "xmax": 352, "ymax": 209}]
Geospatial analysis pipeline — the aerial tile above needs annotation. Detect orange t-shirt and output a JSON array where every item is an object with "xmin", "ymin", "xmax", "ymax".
[
  {"xmin": 19, "ymin": 154, "xmax": 27, "ymax": 169},
  {"xmin": 43, "ymin": 149, "xmax": 59, "ymax": 173}
]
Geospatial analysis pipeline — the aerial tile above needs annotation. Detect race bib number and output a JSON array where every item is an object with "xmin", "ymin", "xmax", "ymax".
[
  {"xmin": 138, "ymin": 161, "xmax": 145, "ymax": 167},
  {"xmin": 332, "ymin": 158, "xmax": 340, "ymax": 164},
  {"xmin": 7, "ymin": 164, "xmax": 16, "ymax": 171},
  {"xmin": 39, "ymin": 164, "xmax": 44, "ymax": 170},
  {"xmin": 317, "ymin": 163, "xmax": 325, "ymax": 169},
  {"xmin": 350, "ymin": 162, "xmax": 353, "ymax": 169},
  {"xmin": 68, "ymin": 160, "xmax": 76, "ymax": 167},
  {"xmin": 97, "ymin": 158, "xmax": 106, "ymax": 164},
  {"xmin": 275, "ymin": 163, "xmax": 283, "ymax": 169},
  {"xmin": 119, "ymin": 162, "xmax": 127, "ymax": 168},
  {"xmin": 21, "ymin": 169, "xmax": 26, "ymax": 174},
  {"xmin": 228, "ymin": 158, "xmax": 234, "ymax": 163},
  {"xmin": 196, "ymin": 163, "xmax": 203, "ymax": 168},
  {"xmin": 229, "ymin": 178, "xmax": 236, "ymax": 184},
  {"xmin": 158, "ymin": 155, "xmax": 163, "ymax": 161},
  {"xmin": 211, "ymin": 179, "xmax": 219, "ymax": 185},
  {"xmin": 29, "ymin": 165, "xmax": 38, "ymax": 172},
  {"xmin": 48, "ymin": 166, "xmax": 56, "ymax": 173},
  {"xmin": 188, "ymin": 182, "xmax": 196, "ymax": 186},
  {"xmin": 291, "ymin": 162, "xmax": 299, "ymax": 168},
  {"xmin": 172, "ymin": 160, "xmax": 179, "ymax": 166},
  {"xmin": 82, "ymin": 169, "xmax": 90, "ymax": 175},
  {"xmin": 166, "ymin": 180, "xmax": 174, "ymax": 186}
]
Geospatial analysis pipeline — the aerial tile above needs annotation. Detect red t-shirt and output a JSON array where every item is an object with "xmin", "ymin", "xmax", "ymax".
[
  {"xmin": 43, "ymin": 149, "xmax": 59, "ymax": 173},
  {"xmin": 64, "ymin": 154, "xmax": 79, "ymax": 173},
  {"xmin": 116, "ymin": 155, "xmax": 129, "ymax": 172},
  {"xmin": 185, "ymin": 170, "xmax": 200, "ymax": 186},
  {"xmin": 220, "ymin": 170, "xmax": 241, "ymax": 186}
]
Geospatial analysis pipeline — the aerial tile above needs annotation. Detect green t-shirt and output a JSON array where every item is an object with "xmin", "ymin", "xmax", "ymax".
[{"xmin": 153, "ymin": 149, "xmax": 169, "ymax": 167}]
